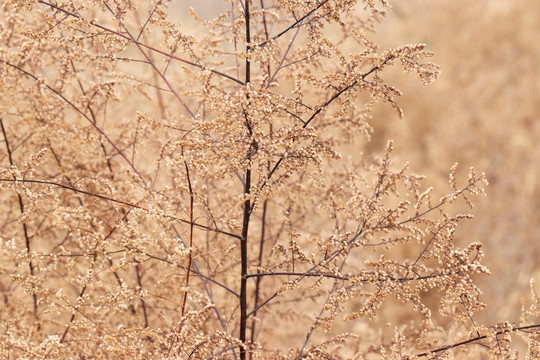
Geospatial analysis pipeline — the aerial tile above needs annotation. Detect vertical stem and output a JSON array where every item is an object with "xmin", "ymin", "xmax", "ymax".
[
  {"xmin": 240, "ymin": 170, "xmax": 251, "ymax": 360},
  {"xmin": 250, "ymin": 4, "xmax": 271, "ymax": 353},
  {"xmin": 249, "ymin": 199, "xmax": 268, "ymax": 357},
  {"xmin": 181, "ymin": 159, "xmax": 194, "ymax": 318},
  {"xmin": 250, "ymin": 1, "xmax": 271, "ymax": 350},
  {"xmin": 240, "ymin": 1, "xmax": 252, "ymax": 359},
  {"xmin": 0, "ymin": 118, "xmax": 38, "ymax": 327},
  {"xmin": 135, "ymin": 264, "xmax": 149, "ymax": 328}
]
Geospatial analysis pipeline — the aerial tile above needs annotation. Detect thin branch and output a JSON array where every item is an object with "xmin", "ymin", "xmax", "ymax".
[
  {"xmin": 245, "ymin": 272, "xmax": 347, "ymax": 280},
  {"xmin": 0, "ymin": 59, "xmax": 146, "ymax": 182},
  {"xmin": 258, "ymin": 0, "xmax": 330, "ymax": 47},
  {"xmin": 102, "ymin": 2, "xmax": 196, "ymax": 120},
  {"xmin": 264, "ymin": 55, "xmax": 395, "ymax": 185},
  {"xmin": 180, "ymin": 158, "xmax": 195, "ymax": 317},
  {"xmin": 36, "ymin": 0, "xmax": 245, "ymax": 86},
  {"xmin": 0, "ymin": 118, "xmax": 39, "ymax": 327},
  {"xmin": 249, "ymin": 199, "xmax": 268, "ymax": 349},
  {"xmin": 135, "ymin": 264, "xmax": 149, "ymax": 328},
  {"xmin": 59, "ymin": 207, "xmax": 132, "ymax": 343},
  {"xmin": 0, "ymin": 178, "xmax": 241, "ymax": 240},
  {"xmin": 415, "ymin": 324, "xmax": 540, "ymax": 358},
  {"xmin": 142, "ymin": 251, "xmax": 239, "ymax": 298},
  {"xmin": 265, "ymin": 19, "xmax": 303, "ymax": 89},
  {"xmin": 297, "ymin": 249, "xmax": 351, "ymax": 359}
]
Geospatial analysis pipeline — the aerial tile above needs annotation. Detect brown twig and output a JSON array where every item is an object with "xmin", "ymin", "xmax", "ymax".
[
  {"xmin": 258, "ymin": 0, "xmax": 330, "ymax": 47},
  {"xmin": 0, "ymin": 118, "xmax": 39, "ymax": 328},
  {"xmin": 249, "ymin": 199, "xmax": 268, "ymax": 348},
  {"xmin": 0, "ymin": 178, "xmax": 241, "ymax": 240},
  {"xmin": 239, "ymin": 2, "xmax": 252, "ymax": 359},
  {"xmin": 36, "ymin": 0, "xmax": 244, "ymax": 86},
  {"xmin": 180, "ymin": 158, "xmax": 195, "ymax": 318},
  {"xmin": 264, "ymin": 55, "xmax": 395, "ymax": 185},
  {"xmin": 0, "ymin": 59, "xmax": 146, "ymax": 182},
  {"xmin": 414, "ymin": 324, "xmax": 540, "ymax": 358}
]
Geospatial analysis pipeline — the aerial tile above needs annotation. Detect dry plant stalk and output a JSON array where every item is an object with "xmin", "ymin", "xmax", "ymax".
[{"xmin": 0, "ymin": 1, "xmax": 538, "ymax": 359}]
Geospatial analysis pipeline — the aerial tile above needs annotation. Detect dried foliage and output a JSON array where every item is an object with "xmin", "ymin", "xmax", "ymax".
[{"xmin": 0, "ymin": 1, "xmax": 538, "ymax": 359}]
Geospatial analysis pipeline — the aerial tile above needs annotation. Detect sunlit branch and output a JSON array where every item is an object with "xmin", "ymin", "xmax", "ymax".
[
  {"xmin": 0, "ymin": 178, "xmax": 241, "ymax": 240},
  {"xmin": 36, "ymin": 0, "xmax": 245, "ymax": 86}
]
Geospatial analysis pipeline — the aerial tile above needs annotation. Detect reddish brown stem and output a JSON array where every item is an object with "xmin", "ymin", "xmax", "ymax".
[
  {"xmin": 181, "ymin": 159, "xmax": 194, "ymax": 318},
  {"xmin": 240, "ymin": 2, "xmax": 252, "ymax": 359},
  {"xmin": 0, "ymin": 118, "xmax": 38, "ymax": 328},
  {"xmin": 415, "ymin": 324, "xmax": 540, "ymax": 358},
  {"xmin": 36, "ymin": 0, "xmax": 244, "ymax": 86},
  {"xmin": 0, "ymin": 178, "xmax": 241, "ymax": 240}
]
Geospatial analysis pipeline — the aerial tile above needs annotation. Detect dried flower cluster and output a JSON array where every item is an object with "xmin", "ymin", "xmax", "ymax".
[{"xmin": 0, "ymin": 1, "xmax": 538, "ymax": 359}]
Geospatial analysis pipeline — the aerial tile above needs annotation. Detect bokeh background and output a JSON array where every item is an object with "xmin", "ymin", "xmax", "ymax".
[{"xmin": 366, "ymin": 0, "xmax": 540, "ymax": 326}]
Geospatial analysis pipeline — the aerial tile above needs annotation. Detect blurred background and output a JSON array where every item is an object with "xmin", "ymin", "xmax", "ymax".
[{"xmin": 367, "ymin": 0, "xmax": 540, "ymax": 325}]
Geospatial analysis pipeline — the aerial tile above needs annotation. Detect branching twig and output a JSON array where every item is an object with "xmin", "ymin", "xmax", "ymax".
[
  {"xmin": 263, "ymin": 55, "xmax": 395, "ymax": 186},
  {"xmin": 0, "ymin": 59, "xmax": 146, "ymax": 182},
  {"xmin": 258, "ymin": 0, "xmax": 330, "ymax": 47},
  {"xmin": 415, "ymin": 324, "xmax": 540, "ymax": 358},
  {"xmin": 0, "ymin": 178, "xmax": 241, "ymax": 240},
  {"xmin": 0, "ymin": 118, "xmax": 39, "ymax": 327},
  {"xmin": 36, "ymin": 0, "xmax": 245, "ymax": 86}
]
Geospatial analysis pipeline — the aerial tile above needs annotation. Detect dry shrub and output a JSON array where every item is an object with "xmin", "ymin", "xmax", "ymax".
[{"xmin": 0, "ymin": 1, "xmax": 538, "ymax": 359}]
